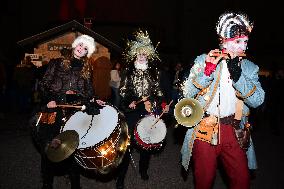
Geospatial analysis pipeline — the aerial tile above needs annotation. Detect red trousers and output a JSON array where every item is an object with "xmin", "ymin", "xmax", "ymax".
[{"xmin": 192, "ymin": 124, "xmax": 250, "ymax": 189}]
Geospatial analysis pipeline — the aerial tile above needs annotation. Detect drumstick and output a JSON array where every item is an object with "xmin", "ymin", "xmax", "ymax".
[
  {"xmin": 159, "ymin": 100, "xmax": 173, "ymax": 118},
  {"xmin": 56, "ymin": 104, "xmax": 86, "ymax": 110},
  {"xmin": 35, "ymin": 113, "xmax": 42, "ymax": 127},
  {"xmin": 150, "ymin": 100, "xmax": 173, "ymax": 128},
  {"xmin": 135, "ymin": 96, "xmax": 150, "ymax": 105}
]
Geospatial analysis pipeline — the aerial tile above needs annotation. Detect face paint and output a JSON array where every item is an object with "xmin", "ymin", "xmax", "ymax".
[
  {"xmin": 136, "ymin": 53, "xmax": 148, "ymax": 63},
  {"xmin": 73, "ymin": 43, "xmax": 88, "ymax": 58},
  {"xmin": 134, "ymin": 53, "xmax": 148, "ymax": 70},
  {"xmin": 223, "ymin": 36, "xmax": 249, "ymax": 55}
]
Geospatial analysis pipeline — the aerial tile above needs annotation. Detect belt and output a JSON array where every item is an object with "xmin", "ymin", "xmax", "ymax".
[
  {"xmin": 204, "ymin": 113, "xmax": 241, "ymax": 129},
  {"xmin": 219, "ymin": 115, "xmax": 240, "ymax": 129},
  {"xmin": 220, "ymin": 115, "xmax": 234, "ymax": 124}
]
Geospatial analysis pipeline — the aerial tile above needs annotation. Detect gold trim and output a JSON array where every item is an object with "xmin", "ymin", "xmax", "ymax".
[
  {"xmin": 204, "ymin": 63, "xmax": 222, "ymax": 110},
  {"xmin": 236, "ymin": 85, "xmax": 256, "ymax": 99},
  {"xmin": 192, "ymin": 78, "xmax": 204, "ymax": 89},
  {"xmin": 244, "ymin": 112, "xmax": 250, "ymax": 117},
  {"xmin": 189, "ymin": 125, "xmax": 199, "ymax": 155}
]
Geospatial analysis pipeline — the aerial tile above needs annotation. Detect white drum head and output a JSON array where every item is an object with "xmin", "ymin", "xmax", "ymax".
[
  {"xmin": 62, "ymin": 105, "xmax": 119, "ymax": 148},
  {"xmin": 136, "ymin": 115, "xmax": 167, "ymax": 144}
]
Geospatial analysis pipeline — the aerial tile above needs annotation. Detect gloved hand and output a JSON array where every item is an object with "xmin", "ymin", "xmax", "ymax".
[
  {"xmin": 227, "ymin": 57, "xmax": 242, "ymax": 82},
  {"xmin": 66, "ymin": 94, "xmax": 79, "ymax": 104},
  {"xmin": 204, "ymin": 61, "xmax": 217, "ymax": 76},
  {"xmin": 83, "ymin": 101, "xmax": 102, "ymax": 115},
  {"xmin": 235, "ymin": 128, "xmax": 250, "ymax": 150}
]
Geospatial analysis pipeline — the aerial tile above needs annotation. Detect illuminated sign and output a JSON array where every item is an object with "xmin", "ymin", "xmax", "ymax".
[{"xmin": 47, "ymin": 43, "xmax": 72, "ymax": 51}]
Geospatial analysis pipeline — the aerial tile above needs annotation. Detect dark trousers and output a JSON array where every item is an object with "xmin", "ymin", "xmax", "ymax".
[
  {"xmin": 41, "ymin": 154, "xmax": 81, "ymax": 189},
  {"xmin": 110, "ymin": 87, "xmax": 121, "ymax": 108},
  {"xmin": 38, "ymin": 123, "xmax": 81, "ymax": 189},
  {"xmin": 116, "ymin": 148, "xmax": 151, "ymax": 182},
  {"xmin": 192, "ymin": 124, "xmax": 250, "ymax": 189},
  {"xmin": 116, "ymin": 110, "xmax": 151, "ymax": 184}
]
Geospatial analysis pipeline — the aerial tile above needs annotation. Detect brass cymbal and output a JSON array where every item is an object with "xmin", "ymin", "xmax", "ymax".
[
  {"xmin": 174, "ymin": 98, "xmax": 204, "ymax": 128},
  {"xmin": 46, "ymin": 130, "xmax": 79, "ymax": 162}
]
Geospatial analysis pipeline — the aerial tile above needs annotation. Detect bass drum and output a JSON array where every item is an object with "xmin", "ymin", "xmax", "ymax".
[{"xmin": 62, "ymin": 104, "xmax": 129, "ymax": 174}]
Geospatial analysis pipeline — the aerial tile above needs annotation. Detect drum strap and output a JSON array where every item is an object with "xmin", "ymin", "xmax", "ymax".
[{"xmin": 37, "ymin": 112, "xmax": 57, "ymax": 125}]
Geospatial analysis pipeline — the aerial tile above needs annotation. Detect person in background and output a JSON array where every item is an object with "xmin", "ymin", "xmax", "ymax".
[
  {"xmin": 170, "ymin": 62, "xmax": 184, "ymax": 115},
  {"xmin": 269, "ymin": 68, "xmax": 283, "ymax": 135},
  {"xmin": 109, "ymin": 61, "xmax": 121, "ymax": 108},
  {"xmin": 0, "ymin": 62, "xmax": 6, "ymax": 119},
  {"xmin": 13, "ymin": 55, "xmax": 35, "ymax": 113}
]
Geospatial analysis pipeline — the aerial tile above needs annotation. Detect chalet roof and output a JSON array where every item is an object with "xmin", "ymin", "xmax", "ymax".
[{"xmin": 17, "ymin": 20, "xmax": 122, "ymax": 53}]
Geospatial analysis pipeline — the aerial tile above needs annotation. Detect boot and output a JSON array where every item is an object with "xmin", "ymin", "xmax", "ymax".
[
  {"xmin": 139, "ymin": 151, "xmax": 150, "ymax": 180},
  {"xmin": 139, "ymin": 170, "xmax": 149, "ymax": 180},
  {"xmin": 115, "ymin": 150, "xmax": 131, "ymax": 189},
  {"xmin": 41, "ymin": 174, "xmax": 53, "ymax": 189},
  {"xmin": 116, "ymin": 178, "xmax": 124, "ymax": 189},
  {"xmin": 69, "ymin": 168, "xmax": 81, "ymax": 189},
  {"xmin": 42, "ymin": 183, "xmax": 53, "ymax": 189},
  {"xmin": 41, "ymin": 157, "xmax": 54, "ymax": 189}
]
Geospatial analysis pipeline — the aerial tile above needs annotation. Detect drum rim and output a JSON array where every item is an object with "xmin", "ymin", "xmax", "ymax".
[{"xmin": 135, "ymin": 115, "xmax": 167, "ymax": 144}]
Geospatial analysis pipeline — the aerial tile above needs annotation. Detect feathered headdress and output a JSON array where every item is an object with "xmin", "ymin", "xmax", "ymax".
[
  {"xmin": 123, "ymin": 29, "xmax": 160, "ymax": 62},
  {"xmin": 216, "ymin": 12, "xmax": 253, "ymax": 40}
]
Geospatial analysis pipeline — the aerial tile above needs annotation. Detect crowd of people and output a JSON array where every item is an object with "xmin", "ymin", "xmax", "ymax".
[{"xmin": 2, "ymin": 10, "xmax": 284, "ymax": 189}]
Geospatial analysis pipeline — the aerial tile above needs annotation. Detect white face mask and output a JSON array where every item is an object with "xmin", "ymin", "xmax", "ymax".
[
  {"xmin": 134, "ymin": 53, "xmax": 148, "ymax": 70},
  {"xmin": 73, "ymin": 43, "xmax": 88, "ymax": 58},
  {"xmin": 223, "ymin": 36, "xmax": 249, "ymax": 55}
]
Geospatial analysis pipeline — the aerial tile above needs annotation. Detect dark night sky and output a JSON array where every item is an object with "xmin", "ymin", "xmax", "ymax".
[{"xmin": 0, "ymin": 0, "xmax": 283, "ymax": 70}]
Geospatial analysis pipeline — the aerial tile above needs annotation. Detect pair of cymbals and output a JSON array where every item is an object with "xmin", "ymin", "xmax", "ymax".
[{"xmin": 46, "ymin": 130, "xmax": 79, "ymax": 162}]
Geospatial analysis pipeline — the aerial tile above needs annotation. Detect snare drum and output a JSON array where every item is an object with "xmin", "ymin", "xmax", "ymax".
[
  {"xmin": 62, "ymin": 104, "xmax": 129, "ymax": 174},
  {"xmin": 134, "ymin": 115, "xmax": 167, "ymax": 151}
]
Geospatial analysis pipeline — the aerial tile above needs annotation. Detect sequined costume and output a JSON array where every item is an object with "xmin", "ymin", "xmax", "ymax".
[
  {"xmin": 116, "ymin": 29, "xmax": 166, "ymax": 189},
  {"xmin": 116, "ymin": 63, "xmax": 165, "ymax": 185},
  {"xmin": 120, "ymin": 67, "xmax": 163, "ymax": 113}
]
